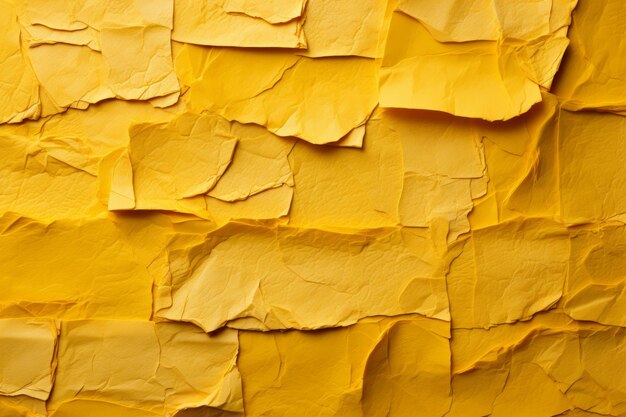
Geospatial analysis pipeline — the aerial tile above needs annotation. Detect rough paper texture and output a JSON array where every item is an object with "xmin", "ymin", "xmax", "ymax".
[{"xmin": 1, "ymin": 0, "xmax": 625, "ymax": 416}]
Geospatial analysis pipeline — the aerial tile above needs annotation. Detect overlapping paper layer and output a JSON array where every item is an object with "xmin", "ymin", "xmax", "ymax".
[{"xmin": 1, "ymin": 0, "xmax": 625, "ymax": 416}]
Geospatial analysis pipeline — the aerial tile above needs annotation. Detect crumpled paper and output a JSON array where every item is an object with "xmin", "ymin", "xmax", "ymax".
[
  {"xmin": 0, "ymin": 0, "xmax": 624, "ymax": 416},
  {"xmin": 239, "ymin": 315, "xmax": 451, "ymax": 417},
  {"xmin": 155, "ymin": 222, "xmax": 450, "ymax": 331},
  {"xmin": 380, "ymin": 0, "xmax": 577, "ymax": 120},
  {"xmin": 17, "ymin": 0, "xmax": 180, "ymax": 114},
  {"xmin": 48, "ymin": 320, "xmax": 242, "ymax": 416}
]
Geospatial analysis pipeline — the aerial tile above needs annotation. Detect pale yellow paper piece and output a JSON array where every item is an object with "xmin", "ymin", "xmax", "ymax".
[
  {"xmin": 49, "ymin": 321, "xmax": 242, "ymax": 415},
  {"xmin": 106, "ymin": 112, "xmax": 296, "ymax": 222},
  {"xmin": 299, "ymin": 0, "xmax": 390, "ymax": 58},
  {"xmin": 469, "ymin": 92, "xmax": 561, "ymax": 228},
  {"xmin": 107, "ymin": 113, "xmax": 237, "ymax": 215},
  {"xmin": 0, "ymin": 319, "xmax": 57, "ymax": 401},
  {"xmin": 172, "ymin": 0, "xmax": 306, "ymax": 48},
  {"xmin": 155, "ymin": 223, "xmax": 450, "ymax": 332},
  {"xmin": 397, "ymin": 0, "xmax": 576, "ymax": 90},
  {"xmin": 239, "ymin": 316, "xmax": 451, "ymax": 417},
  {"xmin": 175, "ymin": 44, "xmax": 378, "ymax": 144},
  {"xmin": 397, "ymin": 0, "xmax": 501, "ymax": 42},
  {"xmin": 206, "ymin": 124, "xmax": 295, "ymax": 202},
  {"xmin": 448, "ymin": 218, "xmax": 569, "ymax": 328},
  {"xmin": 204, "ymin": 185, "xmax": 293, "ymax": 225},
  {"xmin": 19, "ymin": 0, "xmax": 179, "ymax": 113}
]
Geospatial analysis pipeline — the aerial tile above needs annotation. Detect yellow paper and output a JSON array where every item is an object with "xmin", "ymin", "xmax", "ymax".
[
  {"xmin": 0, "ymin": 0, "xmax": 40, "ymax": 124},
  {"xmin": 299, "ymin": 0, "xmax": 390, "ymax": 58},
  {"xmin": 48, "ymin": 320, "xmax": 242, "ymax": 415},
  {"xmin": 0, "ymin": 319, "xmax": 57, "ymax": 401},
  {"xmin": 450, "ymin": 312, "xmax": 626, "ymax": 416},
  {"xmin": 555, "ymin": 0, "xmax": 626, "ymax": 112},
  {"xmin": 1, "ymin": 1, "xmax": 625, "ymax": 416},
  {"xmin": 156, "ymin": 222, "xmax": 450, "ymax": 331},
  {"xmin": 448, "ymin": 218, "xmax": 569, "ymax": 328},
  {"xmin": 172, "ymin": 0, "xmax": 306, "ymax": 48},
  {"xmin": 175, "ymin": 44, "xmax": 378, "ymax": 144},
  {"xmin": 0, "ymin": 213, "xmax": 168, "ymax": 320},
  {"xmin": 18, "ymin": 0, "xmax": 180, "ymax": 114},
  {"xmin": 380, "ymin": 0, "xmax": 576, "ymax": 120},
  {"xmin": 239, "ymin": 316, "xmax": 451, "ymax": 417}
]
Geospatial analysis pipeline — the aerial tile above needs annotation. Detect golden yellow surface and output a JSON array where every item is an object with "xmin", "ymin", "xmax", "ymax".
[{"xmin": 0, "ymin": 0, "xmax": 625, "ymax": 416}]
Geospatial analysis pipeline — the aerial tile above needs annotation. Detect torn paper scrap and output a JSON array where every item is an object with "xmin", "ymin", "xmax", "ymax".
[
  {"xmin": 0, "ymin": 319, "xmax": 57, "ymax": 401},
  {"xmin": 206, "ymin": 122, "xmax": 295, "ymax": 202},
  {"xmin": 558, "ymin": 110, "xmax": 626, "ymax": 223},
  {"xmin": 175, "ymin": 43, "xmax": 378, "ymax": 144},
  {"xmin": 172, "ymin": 0, "xmax": 306, "ymax": 48},
  {"xmin": 384, "ymin": 108, "xmax": 487, "ymax": 239},
  {"xmin": 205, "ymin": 185, "xmax": 294, "ymax": 225},
  {"xmin": 107, "ymin": 113, "xmax": 237, "ymax": 213},
  {"xmin": 299, "ymin": 0, "xmax": 390, "ymax": 58},
  {"xmin": 380, "ymin": 0, "xmax": 576, "ymax": 121},
  {"xmin": 105, "ymin": 112, "xmax": 295, "ymax": 222},
  {"xmin": 380, "ymin": 11, "xmax": 541, "ymax": 121},
  {"xmin": 18, "ymin": 0, "xmax": 180, "ymax": 114},
  {"xmin": 468, "ymin": 93, "xmax": 561, "ymax": 228},
  {"xmin": 0, "ymin": 133, "xmax": 103, "ymax": 220},
  {"xmin": 48, "ymin": 320, "xmax": 242, "ymax": 415},
  {"xmin": 155, "ymin": 222, "xmax": 450, "ymax": 331}
]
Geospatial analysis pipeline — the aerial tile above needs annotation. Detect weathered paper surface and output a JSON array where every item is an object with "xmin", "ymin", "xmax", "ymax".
[{"xmin": 1, "ymin": 0, "xmax": 625, "ymax": 416}]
